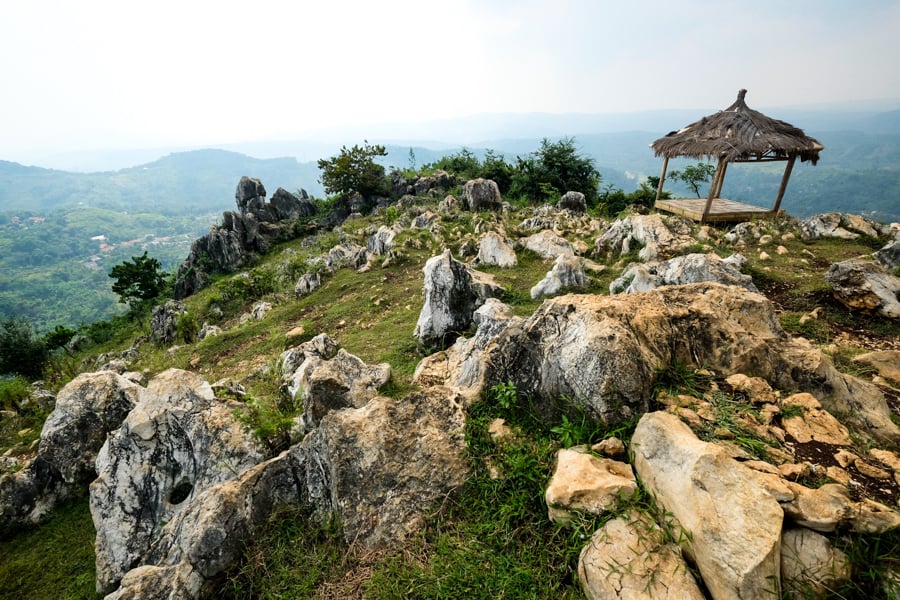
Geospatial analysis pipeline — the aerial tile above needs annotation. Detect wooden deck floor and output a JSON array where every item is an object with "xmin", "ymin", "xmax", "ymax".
[{"xmin": 655, "ymin": 198, "xmax": 775, "ymax": 222}]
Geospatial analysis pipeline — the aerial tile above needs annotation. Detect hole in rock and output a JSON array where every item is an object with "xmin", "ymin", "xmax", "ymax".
[{"xmin": 168, "ymin": 479, "xmax": 193, "ymax": 505}]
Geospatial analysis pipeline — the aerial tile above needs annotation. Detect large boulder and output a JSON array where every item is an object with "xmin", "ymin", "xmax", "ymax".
[
  {"xmin": 367, "ymin": 224, "xmax": 399, "ymax": 256},
  {"xmin": 595, "ymin": 213, "xmax": 695, "ymax": 261},
  {"xmin": 874, "ymin": 240, "xmax": 900, "ymax": 270},
  {"xmin": 474, "ymin": 231, "xmax": 517, "ymax": 267},
  {"xmin": 631, "ymin": 411, "xmax": 784, "ymax": 599},
  {"xmin": 825, "ymin": 258, "xmax": 900, "ymax": 318},
  {"xmin": 149, "ymin": 300, "xmax": 187, "ymax": 345},
  {"xmin": 462, "ymin": 178, "xmax": 502, "ymax": 212},
  {"xmin": 235, "ymin": 176, "xmax": 266, "ymax": 214},
  {"xmin": 799, "ymin": 213, "xmax": 886, "ymax": 240},
  {"xmin": 579, "ymin": 512, "xmax": 705, "ymax": 600},
  {"xmin": 0, "ymin": 372, "xmax": 140, "ymax": 531},
  {"xmin": 610, "ymin": 252, "xmax": 757, "ymax": 294},
  {"xmin": 269, "ymin": 187, "xmax": 316, "ymax": 221},
  {"xmin": 557, "ymin": 191, "xmax": 586, "ymax": 213},
  {"xmin": 545, "ymin": 448, "xmax": 637, "ymax": 525},
  {"xmin": 530, "ymin": 254, "xmax": 589, "ymax": 299},
  {"xmin": 90, "ymin": 369, "xmax": 265, "ymax": 594},
  {"xmin": 781, "ymin": 528, "xmax": 851, "ymax": 598},
  {"xmin": 413, "ymin": 250, "xmax": 502, "ymax": 349},
  {"xmin": 481, "ymin": 283, "xmax": 899, "ymax": 442},
  {"xmin": 520, "ymin": 230, "xmax": 574, "ymax": 259}
]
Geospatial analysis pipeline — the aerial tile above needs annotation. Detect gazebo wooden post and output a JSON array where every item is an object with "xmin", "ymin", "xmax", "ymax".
[
  {"xmin": 771, "ymin": 154, "xmax": 797, "ymax": 213},
  {"xmin": 701, "ymin": 158, "xmax": 727, "ymax": 222},
  {"xmin": 713, "ymin": 161, "xmax": 728, "ymax": 198},
  {"xmin": 654, "ymin": 155, "xmax": 669, "ymax": 205}
]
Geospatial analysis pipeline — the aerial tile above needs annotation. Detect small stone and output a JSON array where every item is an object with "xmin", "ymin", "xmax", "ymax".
[
  {"xmin": 779, "ymin": 462, "xmax": 812, "ymax": 480},
  {"xmin": 782, "ymin": 232, "xmax": 796, "ymax": 241},
  {"xmin": 714, "ymin": 427, "xmax": 735, "ymax": 440},
  {"xmin": 675, "ymin": 407, "xmax": 703, "ymax": 428},
  {"xmin": 758, "ymin": 234, "xmax": 774, "ymax": 246},
  {"xmin": 850, "ymin": 498, "xmax": 900, "ymax": 533},
  {"xmin": 825, "ymin": 466, "xmax": 852, "ymax": 486},
  {"xmin": 546, "ymin": 449, "xmax": 638, "ymax": 525},
  {"xmin": 591, "ymin": 437, "xmax": 626, "ymax": 457},
  {"xmin": 488, "ymin": 418, "xmax": 513, "ymax": 441},
  {"xmin": 854, "ymin": 458, "xmax": 891, "ymax": 480},
  {"xmin": 759, "ymin": 251, "xmax": 771, "ymax": 261},
  {"xmin": 833, "ymin": 449, "xmax": 858, "ymax": 468},
  {"xmin": 16, "ymin": 428, "xmax": 32, "ymax": 438},
  {"xmin": 870, "ymin": 448, "xmax": 900, "ymax": 471},
  {"xmin": 776, "ymin": 245, "xmax": 790, "ymax": 255},
  {"xmin": 286, "ymin": 326, "xmax": 305, "ymax": 339}
]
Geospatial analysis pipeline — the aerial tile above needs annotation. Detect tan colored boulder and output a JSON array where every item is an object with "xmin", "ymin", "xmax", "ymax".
[
  {"xmin": 781, "ymin": 528, "xmax": 851, "ymax": 599},
  {"xmin": 545, "ymin": 448, "xmax": 637, "ymax": 525},
  {"xmin": 849, "ymin": 498, "xmax": 900, "ymax": 534},
  {"xmin": 782, "ymin": 483, "xmax": 852, "ymax": 532},
  {"xmin": 853, "ymin": 350, "xmax": 900, "ymax": 382},
  {"xmin": 631, "ymin": 412, "xmax": 784, "ymax": 599},
  {"xmin": 578, "ymin": 512, "xmax": 705, "ymax": 600},
  {"xmin": 591, "ymin": 436, "xmax": 626, "ymax": 457}
]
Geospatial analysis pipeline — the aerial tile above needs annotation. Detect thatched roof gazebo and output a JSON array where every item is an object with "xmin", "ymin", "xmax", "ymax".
[{"xmin": 651, "ymin": 89, "xmax": 824, "ymax": 222}]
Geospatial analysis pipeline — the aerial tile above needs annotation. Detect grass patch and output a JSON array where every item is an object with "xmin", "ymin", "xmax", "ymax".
[
  {"xmin": 0, "ymin": 498, "xmax": 98, "ymax": 600},
  {"xmin": 830, "ymin": 528, "xmax": 900, "ymax": 599}
]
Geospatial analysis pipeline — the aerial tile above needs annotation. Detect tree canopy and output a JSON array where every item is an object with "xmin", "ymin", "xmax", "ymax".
[
  {"xmin": 509, "ymin": 138, "xmax": 601, "ymax": 206},
  {"xmin": 317, "ymin": 142, "xmax": 389, "ymax": 199},
  {"xmin": 108, "ymin": 251, "xmax": 167, "ymax": 310}
]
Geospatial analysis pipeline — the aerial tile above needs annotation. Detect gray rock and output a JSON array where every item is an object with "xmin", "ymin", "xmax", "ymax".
[
  {"xmin": 462, "ymin": 178, "xmax": 502, "ymax": 212},
  {"xmin": 325, "ymin": 242, "xmax": 369, "ymax": 271},
  {"xmin": 521, "ymin": 230, "xmax": 575, "ymax": 259},
  {"xmin": 0, "ymin": 372, "xmax": 141, "ymax": 531},
  {"xmin": 632, "ymin": 411, "xmax": 783, "ymax": 599},
  {"xmin": 875, "ymin": 240, "xmax": 900, "ymax": 270},
  {"xmin": 781, "ymin": 528, "xmax": 851, "ymax": 598},
  {"xmin": 197, "ymin": 324, "xmax": 222, "ymax": 341},
  {"xmin": 413, "ymin": 169, "xmax": 454, "ymax": 196},
  {"xmin": 293, "ymin": 271, "xmax": 322, "ymax": 297},
  {"xmin": 530, "ymin": 254, "xmax": 589, "ymax": 299},
  {"xmin": 91, "ymin": 369, "xmax": 265, "ymax": 594},
  {"xmin": 474, "ymin": 232, "xmax": 517, "ymax": 267},
  {"xmin": 367, "ymin": 225, "xmax": 398, "ymax": 256},
  {"xmin": 413, "ymin": 250, "xmax": 502, "ymax": 349},
  {"xmin": 235, "ymin": 176, "xmax": 266, "ymax": 214},
  {"xmin": 557, "ymin": 191, "xmax": 586, "ymax": 213},
  {"xmin": 149, "ymin": 300, "xmax": 187, "ymax": 345},
  {"xmin": 825, "ymin": 258, "xmax": 900, "ymax": 318},
  {"xmin": 799, "ymin": 213, "xmax": 885, "ymax": 240},
  {"xmin": 595, "ymin": 213, "xmax": 695, "ymax": 261},
  {"xmin": 239, "ymin": 301, "xmax": 272, "ymax": 324},
  {"xmin": 609, "ymin": 252, "xmax": 757, "ymax": 294}
]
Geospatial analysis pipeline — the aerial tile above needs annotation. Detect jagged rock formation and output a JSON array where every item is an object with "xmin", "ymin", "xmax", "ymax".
[
  {"xmin": 473, "ymin": 231, "xmax": 517, "ymax": 267},
  {"xmin": 799, "ymin": 212, "xmax": 887, "ymax": 241},
  {"xmin": 149, "ymin": 300, "xmax": 186, "ymax": 345},
  {"xmin": 530, "ymin": 254, "xmax": 589, "ymax": 299},
  {"xmin": 557, "ymin": 190, "xmax": 586, "ymax": 213},
  {"xmin": 174, "ymin": 178, "xmax": 314, "ymax": 299},
  {"xmin": 0, "ymin": 372, "xmax": 140, "ymax": 532},
  {"xmin": 609, "ymin": 252, "xmax": 756, "ymax": 294},
  {"xmin": 91, "ymin": 369, "xmax": 265, "ymax": 594},
  {"xmin": 520, "ymin": 229, "xmax": 574, "ymax": 259},
  {"xmin": 94, "ymin": 341, "xmax": 468, "ymax": 599},
  {"xmin": 595, "ymin": 213, "xmax": 696, "ymax": 261},
  {"xmin": 413, "ymin": 250, "xmax": 503, "ymax": 349}
]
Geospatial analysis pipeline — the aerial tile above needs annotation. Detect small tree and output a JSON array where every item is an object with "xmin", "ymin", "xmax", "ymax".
[
  {"xmin": 108, "ymin": 251, "xmax": 167, "ymax": 312},
  {"xmin": 669, "ymin": 162, "xmax": 716, "ymax": 198},
  {"xmin": 0, "ymin": 317, "xmax": 48, "ymax": 379},
  {"xmin": 317, "ymin": 141, "xmax": 389, "ymax": 199},
  {"xmin": 509, "ymin": 138, "xmax": 601, "ymax": 206}
]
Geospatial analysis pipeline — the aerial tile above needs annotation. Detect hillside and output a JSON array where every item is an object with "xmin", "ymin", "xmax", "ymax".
[{"xmin": 1, "ymin": 178, "xmax": 899, "ymax": 598}]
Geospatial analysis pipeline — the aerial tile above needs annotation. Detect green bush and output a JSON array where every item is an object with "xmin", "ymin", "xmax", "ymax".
[
  {"xmin": 0, "ymin": 375, "xmax": 31, "ymax": 411},
  {"xmin": 0, "ymin": 317, "xmax": 48, "ymax": 379},
  {"xmin": 509, "ymin": 137, "xmax": 601, "ymax": 206}
]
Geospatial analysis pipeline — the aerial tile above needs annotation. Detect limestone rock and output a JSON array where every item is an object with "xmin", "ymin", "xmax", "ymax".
[
  {"xmin": 149, "ymin": 300, "xmax": 187, "ymax": 345},
  {"xmin": 0, "ymin": 372, "xmax": 140, "ymax": 531},
  {"xmin": 579, "ymin": 512, "xmax": 705, "ymax": 600},
  {"xmin": 474, "ymin": 231, "xmax": 517, "ymax": 267},
  {"xmin": 781, "ymin": 393, "xmax": 853, "ymax": 446},
  {"xmin": 853, "ymin": 350, "xmax": 900, "ymax": 382},
  {"xmin": 631, "ymin": 411, "xmax": 783, "ymax": 599},
  {"xmin": 609, "ymin": 252, "xmax": 757, "ymax": 294},
  {"xmin": 874, "ymin": 240, "xmax": 900, "ymax": 270},
  {"xmin": 799, "ymin": 213, "xmax": 885, "ymax": 240},
  {"xmin": 293, "ymin": 271, "xmax": 322, "ymax": 297},
  {"xmin": 412, "ymin": 299, "xmax": 519, "ymax": 403},
  {"xmin": 557, "ymin": 191, "xmax": 586, "ymax": 213},
  {"xmin": 413, "ymin": 250, "xmax": 502, "ymax": 349},
  {"xmin": 825, "ymin": 258, "xmax": 900, "ymax": 318},
  {"xmin": 297, "ymin": 386, "xmax": 469, "ymax": 548},
  {"xmin": 325, "ymin": 242, "xmax": 369, "ymax": 271},
  {"xmin": 545, "ymin": 448, "xmax": 637, "ymax": 524},
  {"xmin": 235, "ymin": 176, "xmax": 266, "ymax": 213},
  {"xmin": 520, "ymin": 230, "xmax": 574, "ymax": 259},
  {"xmin": 781, "ymin": 528, "xmax": 851, "ymax": 599},
  {"xmin": 782, "ymin": 483, "xmax": 852, "ymax": 532},
  {"xmin": 239, "ymin": 301, "xmax": 271, "ymax": 324},
  {"xmin": 197, "ymin": 324, "xmax": 222, "ymax": 341},
  {"xmin": 530, "ymin": 254, "xmax": 588, "ymax": 299},
  {"xmin": 462, "ymin": 178, "xmax": 502, "ymax": 212},
  {"xmin": 594, "ymin": 213, "xmax": 695, "ymax": 261},
  {"xmin": 283, "ymin": 343, "xmax": 391, "ymax": 433},
  {"xmin": 90, "ymin": 369, "xmax": 265, "ymax": 594},
  {"xmin": 367, "ymin": 225, "xmax": 398, "ymax": 256}
]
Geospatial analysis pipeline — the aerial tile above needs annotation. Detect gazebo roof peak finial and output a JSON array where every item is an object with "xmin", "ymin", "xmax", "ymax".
[{"xmin": 737, "ymin": 88, "xmax": 747, "ymax": 103}]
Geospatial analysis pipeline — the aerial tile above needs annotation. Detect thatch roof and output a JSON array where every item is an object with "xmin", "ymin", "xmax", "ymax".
[{"xmin": 651, "ymin": 89, "xmax": 824, "ymax": 165}]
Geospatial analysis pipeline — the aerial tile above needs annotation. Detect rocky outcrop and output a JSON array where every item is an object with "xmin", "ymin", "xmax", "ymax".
[
  {"xmin": 632, "ymin": 411, "xmax": 784, "ymax": 599},
  {"xmin": 579, "ymin": 512, "xmax": 705, "ymax": 600},
  {"xmin": 462, "ymin": 178, "xmax": 502, "ymax": 212},
  {"xmin": 325, "ymin": 242, "xmax": 368, "ymax": 271},
  {"xmin": 149, "ymin": 300, "xmax": 186, "ymax": 345},
  {"xmin": 474, "ymin": 232, "xmax": 517, "ymax": 267},
  {"xmin": 367, "ymin": 225, "xmax": 399, "ymax": 256},
  {"xmin": 530, "ymin": 254, "xmax": 588, "ymax": 299},
  {"xmin": 825, "ymin": 258, "xmax": 900, "ymax": 318},
  {"xmin": 413, "ymin": 250, "xmax": 503, "ymax": 349},
  {"xmin": 609, "ymin": 252, "xmax": 757, "ymax": 294},
  {"xmin": 91, "ymin": 369, "xmax": 265, "ymax": 594},
  {"xmin": 799, "ymin": 213, "xmax": 886, "ymax": 241},
  {"xmin": 557, "ymin": 191, "xmax": 586, "ymax": 213},
  {"xmin": 174, "ymin": 178, "xmax": 316, "ymax": 299},
  {"xmin": 594, "ymin": 213, "xmax": 695, "ymax": 261},
  {"xmin": 0, "ymin": 372, "xmax": 140, "ymax": 531},
  {"xmin": 875, "ymin": 240, "xmax": 900, "ymax": 270},
  {"xmin": 479, "ymin": 283, "xmax": 898, "ymax": 443}
]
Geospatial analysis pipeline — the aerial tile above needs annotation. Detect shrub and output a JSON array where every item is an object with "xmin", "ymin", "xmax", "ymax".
[{"xmin": 0, "ymin": 317, "xmax": 48, "ymax": 379}]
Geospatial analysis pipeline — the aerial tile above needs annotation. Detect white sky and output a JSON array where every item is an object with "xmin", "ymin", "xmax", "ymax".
[{"xmin": 2, "ymin": 0, "xmax": 899, "ymax": 163}]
